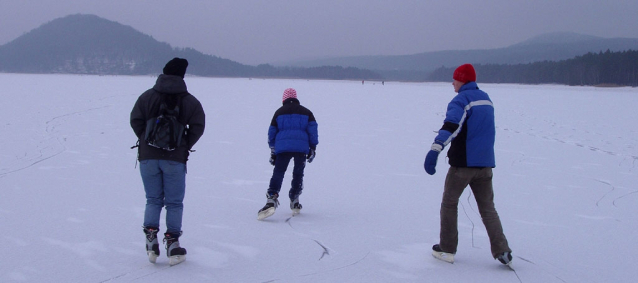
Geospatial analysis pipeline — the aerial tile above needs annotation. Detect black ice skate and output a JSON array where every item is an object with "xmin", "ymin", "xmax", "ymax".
[
  {"xmin": 164, "ymin": 232, "xmax": 187, "ymax": 266},
  {"xmin": 290, "ymin": 197, "xmax": 302, "ymax": 215},
  {"xmin": 432, "ymin": 244, "xmax": 455, "ymax": 264},
  {"xmin": 143, "ymin": 226, "xmax": 160, "ymax": 263},
  {"xmin": 497, "ymin": 251, "xmax": 513, "ymax": 268},
  {"xmin": 257, "ymin": 193, "xmax": 279, "ymax": 220}
]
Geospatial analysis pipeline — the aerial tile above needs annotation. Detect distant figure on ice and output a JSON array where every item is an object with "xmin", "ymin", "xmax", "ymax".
[
  {"xmin": 423, "ymin": 64, "xmax": 512, "ymax": 266},
  {"xmin": 130, "ymin": 58, "xmax": 206, "ymax": 265},
  {"xmin": 258, "ymin": 88, "xmax": 319, "ymax": 220}
]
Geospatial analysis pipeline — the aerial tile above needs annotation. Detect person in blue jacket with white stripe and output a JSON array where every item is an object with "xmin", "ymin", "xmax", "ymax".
[
  {"xmin": 258, "ymin": 88, "xmax": 319, "ymax": 220},
  {"xmin": 424, "ymin": 64, "xmax": 513, "ymax": 266}
]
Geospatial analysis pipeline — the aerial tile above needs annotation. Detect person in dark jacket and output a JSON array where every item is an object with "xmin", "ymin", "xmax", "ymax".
[
  {"xmin": 130, "ymin": 58, "xmax": 205, "ymax": 265},
  {"xmin": 424, "ymin": 64, "xmax": 512, "ymax": 266},
  {"xmin": 257, "ymin": 88, "xmax": 319, "ymax": 220}
]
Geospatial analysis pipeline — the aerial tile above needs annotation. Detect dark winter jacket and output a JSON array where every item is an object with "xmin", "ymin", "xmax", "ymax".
[
  {"xmin": 268, "ymin": 98, "xmax": 318, "ymax": 154},
  {"xmin": 433, "ymin": 82, "xmax": 495, "ymax": 167},
  {"xmin": 130, "ymin": 74, "xmax": 205, "ymax": 163}
]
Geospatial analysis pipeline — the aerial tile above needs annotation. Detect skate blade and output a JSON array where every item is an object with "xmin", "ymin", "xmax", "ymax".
[
  {"xmin": 257, "ymin": 207, "xmax": 276, "ymax": 220},
  {"xmin": 432, "ymin": 251, "xmax": 455, "ymax": 263},
  {"xmin": 504, "ymin": 262, "xmax": 514, "ymax": 271},
  {"xmin": 147, "ymin": 251, "xmax": 158, "ymax": 263},
  {"xmin": 291, "ymin": 208, "xmax": 300, "ymax": 215},
  {"xmin": 169, "ymin": 255, "xmax": 186, "ymax": 266}
]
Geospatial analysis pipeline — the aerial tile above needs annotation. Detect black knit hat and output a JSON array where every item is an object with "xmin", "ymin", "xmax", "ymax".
[{"xmin": 163, "ymin": 58, "xmax": 189, "ymax": 78}]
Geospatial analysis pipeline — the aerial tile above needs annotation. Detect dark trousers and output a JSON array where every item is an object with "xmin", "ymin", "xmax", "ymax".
[
  {"xmin": 268, "ymin": 152, "xmax": 306, "ymax": 200},
  {"xmin": 439, "ymin": 167, "xmax": 511, "ymax": 258}
]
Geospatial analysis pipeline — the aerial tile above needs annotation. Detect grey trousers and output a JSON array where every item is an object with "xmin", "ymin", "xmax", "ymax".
[{"xmin": 439, "ymin": 167, "xmax": 511, "ymax": 258}]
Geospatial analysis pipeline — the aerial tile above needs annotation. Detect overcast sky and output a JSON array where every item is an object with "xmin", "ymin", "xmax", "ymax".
[{"xmin": 1, "ymin": 0, "xmax": 637, "ymax": 65}]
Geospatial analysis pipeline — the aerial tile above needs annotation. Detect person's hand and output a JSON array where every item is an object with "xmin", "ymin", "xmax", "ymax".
[
  {"xmin": 269, "ymin": 147, "xmax": 276, "ymax": 166},
  {"xmin": 424, "ymin": 141, "xmax": 443, "ymax": 175},
  {"xmin": 307, "ymin": 148, "xmax": 316, "ymax": 163}
]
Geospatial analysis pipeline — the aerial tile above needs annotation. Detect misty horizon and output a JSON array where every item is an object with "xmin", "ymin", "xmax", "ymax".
[
  {"xmin": 3, "ymin": 13, "xmax": 635, "ymax": 68},
  {"xmin": 1, "ymin": 1, "xmax": 637, "ymax": 65}
]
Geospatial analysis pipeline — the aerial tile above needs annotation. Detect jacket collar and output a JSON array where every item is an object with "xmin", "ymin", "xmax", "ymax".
[
  {"xmin": 283, "ymin": 98, "xmax": 300, "ymax": 105},
  {"xmin": 459, "ymin": 81, "xmax": 479, "ymax": 92}
]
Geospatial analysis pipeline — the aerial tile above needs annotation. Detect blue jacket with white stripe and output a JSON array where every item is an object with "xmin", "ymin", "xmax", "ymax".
[
  {"xmin": 268, "ymin": 98, "xmax": 319, "ymax": 154},
  {"xmin": 434, "ymin": 82, "xmax": 495, "ymax": 167}
]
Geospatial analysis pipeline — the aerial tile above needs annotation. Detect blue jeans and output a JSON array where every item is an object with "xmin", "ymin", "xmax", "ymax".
[
  {"xmin": 268, "ymin": 152, "xmax": 306, "ymax": 200},
  {"xmin": 140, "ymin": 159, "xmax": 186, "ymax": 234}
]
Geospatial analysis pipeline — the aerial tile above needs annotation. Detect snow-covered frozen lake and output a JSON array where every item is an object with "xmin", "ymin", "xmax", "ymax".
[{"xmin": 1, "ymin": 73, "xmax": 637, "ymax": 282}]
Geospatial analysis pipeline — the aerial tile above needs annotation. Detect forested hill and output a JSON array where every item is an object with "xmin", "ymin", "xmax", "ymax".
[
  {"xmin": 428, "ymin": 49, "xmax": 638, "ymax": 86},
  {"xmin": 0, "ymin": 14, "xmax": 382, "ymax": 81},
  {"xmin": 283, "ymin": 32, "xmax": 638, "ymax": 75}
]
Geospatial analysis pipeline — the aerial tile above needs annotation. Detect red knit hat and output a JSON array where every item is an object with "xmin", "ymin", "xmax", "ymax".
[
  {"xmin": 453, "ymin": 64, "xmax": 476, "ymax": 83},
  {"xmin": 282, "ymin": 88, "xmax": 297, "ymax": 102}
]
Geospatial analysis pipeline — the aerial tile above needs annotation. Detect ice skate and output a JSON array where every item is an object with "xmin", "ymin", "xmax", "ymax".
[
  {"xmin": 497, "ymin": 251, "xmax": 513, "ymax": 269},
  {"xmin": 290, "ymin": 197, "xmax": 302, "ymax": 215},
  {"xmin": 164, "ymin": 232, "xmax": 187, "ymax": 266},
  {"xmin": 143, "ymin": 227, "xmax": 160, "ymax": 263},
  {"xmin": 432, "ymin": 244, "xmax": 455, "ymax": 264},
  {"xmin": 257, "ymin": 193, "xmax": 279, "ymax": 220}
]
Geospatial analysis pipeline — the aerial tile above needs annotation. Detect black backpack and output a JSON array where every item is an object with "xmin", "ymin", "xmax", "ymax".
[{"xmin": 144, "ymin": 93, "xmax": 186, "ymax": 151}]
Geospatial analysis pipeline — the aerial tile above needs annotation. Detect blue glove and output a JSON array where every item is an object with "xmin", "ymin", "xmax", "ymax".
[
  {"xmin": 424, "ymin": 141, "xmax": 444, "ymax": 175},
  {"xmin": 424, "ymin": 151, "xmax": 439, "ymax": 175},
  {"xmin": 269, "ymin": 147, "xmax": 276, "ymax": 166},
  {"xmin": 307, "ymin": 148, "xmax": 316, "ymax": 163}
]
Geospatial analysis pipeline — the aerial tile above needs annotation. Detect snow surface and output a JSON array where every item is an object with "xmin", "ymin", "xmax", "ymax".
[{"xmin": 1, "ymin": 73, "xmax": 637, "ymax": 282}]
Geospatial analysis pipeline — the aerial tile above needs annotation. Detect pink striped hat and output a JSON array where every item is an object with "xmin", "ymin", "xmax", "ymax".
[{"xmin": 282, "ymin": 88, "xmax": 297, "ymax": 102}]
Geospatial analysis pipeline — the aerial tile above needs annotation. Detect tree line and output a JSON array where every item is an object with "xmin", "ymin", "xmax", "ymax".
[{"xmin": 428, "ymin": 49, "xmax": 638, "ymax": 86}]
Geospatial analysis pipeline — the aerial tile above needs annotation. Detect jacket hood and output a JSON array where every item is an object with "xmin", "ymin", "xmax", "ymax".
[{"xmin": 152, "ymin": 74, "xmax": 188, "ymax": 94}]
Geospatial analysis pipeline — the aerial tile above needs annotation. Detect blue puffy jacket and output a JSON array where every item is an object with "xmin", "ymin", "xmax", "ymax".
[
  {"xmin": 433, "ymin": 82, "xmax": 495, "ymax": 167},
  {"xmin": 268, "ymin": 98, "xmax": 319, "ymax": 154}
]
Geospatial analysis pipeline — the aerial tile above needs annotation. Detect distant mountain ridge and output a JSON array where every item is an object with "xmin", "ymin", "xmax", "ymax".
[
  {"xmin": 2, "ymin": 14, "xmax": 636, "ymax": 82},
  {"xmin": 282, "ymin": 32, "xmax": 638, "ymax": 80},
  {"xmin": 509, "ymin": 32, "xmax": 601, "ymax": 46},
  {"xmin": 0, "ymin": 14, "xmax": 382, "ymax": 80}
]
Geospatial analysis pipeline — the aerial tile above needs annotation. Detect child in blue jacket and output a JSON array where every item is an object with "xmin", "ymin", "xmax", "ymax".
[{"xmin": 258, "ymin": 88, "xmax": 319, "ymax": 220}]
